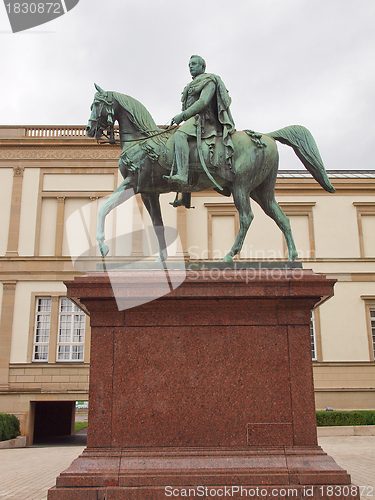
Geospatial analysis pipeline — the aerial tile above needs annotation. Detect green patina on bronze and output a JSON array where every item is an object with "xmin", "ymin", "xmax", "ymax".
[
  {"xmin": 86, "ymin": 57, "xmax": 334, "ymax": 263},
  {"xmin": 169, "ymin": 55, "xmax": 235, "ymax": 188}
]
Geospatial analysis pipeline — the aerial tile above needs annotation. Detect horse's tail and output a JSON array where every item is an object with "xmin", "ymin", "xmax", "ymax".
[{"xmin": 267, "ymin": 125, "xmax": 335, "ymax": 193}]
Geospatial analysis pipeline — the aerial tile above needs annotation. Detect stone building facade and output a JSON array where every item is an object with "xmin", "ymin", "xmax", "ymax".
[{"xmin": 1, "ymin": 125, "xmax": 375, "ymax": 443}]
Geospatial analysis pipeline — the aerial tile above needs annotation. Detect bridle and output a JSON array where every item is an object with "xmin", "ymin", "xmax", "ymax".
[
  {"xmin": 89, "ymin": 92, "xmax": 177, "ymax": 146},
  {"xmin": 87, "ymin": 91, "xmax": 119, "ymax": 145}
]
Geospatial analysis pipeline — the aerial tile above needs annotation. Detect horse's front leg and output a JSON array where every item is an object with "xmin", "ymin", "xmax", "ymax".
[
  {"xmin": 97, "ymin": 177, "xmax": 133, "ymax": 257},
  {"xmin": 141, "ymin": 193, "xmax": 168, "ymax": 262}
]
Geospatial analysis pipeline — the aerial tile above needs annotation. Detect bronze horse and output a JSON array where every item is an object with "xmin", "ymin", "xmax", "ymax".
[{"xmin": 86, "ymin": 84, "xmax": 334, "ymax": 262}]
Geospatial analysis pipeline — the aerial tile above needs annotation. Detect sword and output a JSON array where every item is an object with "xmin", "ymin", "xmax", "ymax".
[{"xmin": 195, "ymin": 114, "xmax": 223, "ymax": 191}]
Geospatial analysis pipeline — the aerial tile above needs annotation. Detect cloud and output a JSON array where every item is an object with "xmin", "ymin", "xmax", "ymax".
[{"xmin": 0, "ymin": 0, "xmax": 374, "ymax": 171}]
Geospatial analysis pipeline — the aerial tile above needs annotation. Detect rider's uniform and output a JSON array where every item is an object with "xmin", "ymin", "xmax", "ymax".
[{"xmin": 178, "ymin": 72, "xmax": 236, "ymax": 169}]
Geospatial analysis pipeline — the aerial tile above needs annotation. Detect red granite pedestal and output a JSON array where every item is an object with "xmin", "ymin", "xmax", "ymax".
[{"xmin": 48, "ymin": 267, "xmax": 359, "ymax": 500}]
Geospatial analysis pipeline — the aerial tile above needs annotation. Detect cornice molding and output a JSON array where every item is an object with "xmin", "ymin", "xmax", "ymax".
[{"xmin": 0, "ymin": 145, "xmax": 120, "ymax": 160}]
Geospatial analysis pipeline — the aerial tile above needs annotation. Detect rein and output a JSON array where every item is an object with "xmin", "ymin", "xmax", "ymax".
[
  {"xmin": 122, "ymin": 125, "xmax": 178, "ymax": 143},
  {"xmin": 97, "ymin": 122, "xmax": 178, "ymax": 146},
  {"xmin": 98, "ymin": 126, "xmax": 120, "ymax": 145},
  {"xmin": 93, "ymin": 92, "xmax": 178, "ymax": 146}
]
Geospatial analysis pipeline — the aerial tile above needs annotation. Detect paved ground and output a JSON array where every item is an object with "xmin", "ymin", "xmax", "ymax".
[
  {"xmin": 318, "ymin": 436, "xmax": 375, "ymax": 496},
  {"xmin": 0, "ymin": 435, "xmax": 374, "ymax": 500},
  {"xmin": 0, "ymin": 434, "xmax": 86, "ymax": 500},
  {"xmin": 75, "ymin": 409, "xmax": 88, "ymax": 423}
]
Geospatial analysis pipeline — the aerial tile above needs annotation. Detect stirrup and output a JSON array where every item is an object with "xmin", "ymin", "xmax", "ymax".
[
  {"xmin": 169, "ymin": 193, "xmax": 184, "ymax": 208},
  {"xmin": 169, "ymin": 193, "xmax": 195, "ymax": 209},
  {"xmin": 167, "ymin": 174, "xmax": 189, "ymax": 186}
]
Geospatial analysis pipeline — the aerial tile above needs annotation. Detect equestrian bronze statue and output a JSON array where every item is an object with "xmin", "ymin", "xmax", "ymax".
[{"xmin": 85, "ymin": 58, "xmax": 334, "ymax": 262}]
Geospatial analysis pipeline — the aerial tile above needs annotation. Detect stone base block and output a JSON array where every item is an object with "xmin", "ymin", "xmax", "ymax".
[
  {"xmin": 48, "ymin": 446, "xmax": 359, "ymax": 499},
  {"xmin": 48, "ymin": 269, "xmax": 359, "ymax": 500}
]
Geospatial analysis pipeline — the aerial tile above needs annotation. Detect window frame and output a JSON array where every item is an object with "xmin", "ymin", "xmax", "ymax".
[
  {"xmin": 204, "ymin": 202, "xmax": 316, "ymax": 260},
  {"xmin": 204, "ymin": 203, "xmax": 239, "ymax": 260},
  {"xmin": 32, "ymin": 297, "xmax": 52, "ymax": 362},
  {"xmin": 310, "ymin": 311, "xmax": 317, "ymax": 361},
  {"xmin": 353, "ymin": 202, "xmax": 375, "ymax": 258},
  {"xmin": 361, "ymin": 296, "xmax": 375, "ymax": 362},
  {"xmin": 56, "ymin": 298, "xmax": 86, "ymax": 362},
  {"xmin": 370, "ymin": 310, "xmax": 375, "ymax": 361},
  {"xmin": 30, "ymin": 294, "xmax": 89, "ymax": 364},
  {"xmin": 279, "ymin": 202, "xmax": 316, "ymax": 260}
]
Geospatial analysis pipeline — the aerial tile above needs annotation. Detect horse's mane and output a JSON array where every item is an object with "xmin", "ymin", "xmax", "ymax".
[{"xmin": 113, "ymin": 92, "xmax": 159, "ymax": 134}]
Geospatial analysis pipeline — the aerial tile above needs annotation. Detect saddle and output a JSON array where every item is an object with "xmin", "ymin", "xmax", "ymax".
[{"xmin": 158, "ymin": 133, "xmax": 235, "ymax": 183}]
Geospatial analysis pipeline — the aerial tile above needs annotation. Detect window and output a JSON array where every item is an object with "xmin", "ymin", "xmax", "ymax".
[
  {"xmin": 33, "ymin": 298, "xmax": 51, "ymax": 361},
  {"xmin": 360, "ymin": 297, "xmax": 375, "ymax": 362},
  {"xmin": 310, "ymin": 312, "xmax": 317, "ymax": 361},
  {"xmin": 353, "ymin": 203, "xmax": 375, "ymax": 257},
  {"xmin": 279, "ymin": 202, "xmax": 316, "ymax": 260},
  {"xmin": 32, "ymin": 296, "xmax": 86, "ymax": 363},
  {"xmin": 57, "ymin": 298, "xmax": 85, "ymax": 361},
  {"xmin": 204, "ymin": 203, "xmax": 239, "ymax": 259},
  {"xmin": 370, "ymin": 310, "xmax": 375, "ymax": 359}
]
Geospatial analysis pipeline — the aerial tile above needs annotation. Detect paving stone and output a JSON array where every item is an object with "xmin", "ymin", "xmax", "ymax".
[
  {"xmin": 0, "ymin": 437, "xmax": 374, "ymax": 499},
  {"xmin": 319, "ymin": 436, "xmax": 375, "ymax": 497}
]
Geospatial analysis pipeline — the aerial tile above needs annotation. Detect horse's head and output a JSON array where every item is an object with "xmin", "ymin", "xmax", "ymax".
[{"xmin": 86, "ymin": 83, "xmax": 115, "ymax": 139}]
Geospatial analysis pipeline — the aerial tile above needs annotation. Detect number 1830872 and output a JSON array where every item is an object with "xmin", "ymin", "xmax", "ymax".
[
  {"xmin": 319, "ymin": 486, "xmax": 373, "ymax": 497},
  {"xmin": 5, "ymin": 3, "xmax": 62, "ymax": 14}
]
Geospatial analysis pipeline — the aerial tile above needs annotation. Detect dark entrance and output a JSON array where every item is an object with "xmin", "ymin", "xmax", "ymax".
[{"xmin": 32, "ymin": 401, "xmax": 75, "ymax": 443}]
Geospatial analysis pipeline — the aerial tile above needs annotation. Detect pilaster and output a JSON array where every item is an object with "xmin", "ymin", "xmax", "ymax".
[
  {"xmin": 6, "ymin": 166, "xmax": 25, "ymax": 256},
  {"xmin": 130, "ymin": 194, "xmax": 144, "ymax": 257},
  {"xmin": 0, "ymin": 281, "xmax": 17, "ymax": 390},
  {"xmin": 176, "ymin": 204, "xmax": 189, "ymax": 259},
  {"xmin": 55, "ymin": 197, "xmax": 66, "ymax": 256}
]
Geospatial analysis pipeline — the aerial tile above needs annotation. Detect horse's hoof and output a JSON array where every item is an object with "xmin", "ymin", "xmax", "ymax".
[
  {"xmin": 99, "ymin": 243, "xmax": 109, "ymax": 258},
  {"xmin": 287, "ymin": 251, "xmax": 299, "ymax": 262},
  {"xmin": 155, "ymin": 253, "xmax": 167, "ymax": 263},
  {"xmin": 222, "ymin": 254, "xmax": 233, "ymax": 263}
]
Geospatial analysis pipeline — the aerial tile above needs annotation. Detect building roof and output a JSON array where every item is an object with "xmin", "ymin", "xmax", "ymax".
[
  {"xmin": 278, "ymin": 170, "xmax": 375, "ymax": 179},
  {"xmin": 0, "ymin": 126, "xmax": 374, "ymax": 179}
]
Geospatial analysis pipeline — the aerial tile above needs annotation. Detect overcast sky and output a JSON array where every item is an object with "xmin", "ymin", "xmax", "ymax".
[{"xmin": 1, "ymin": 0, "xmax": 374, "ymax": 171}]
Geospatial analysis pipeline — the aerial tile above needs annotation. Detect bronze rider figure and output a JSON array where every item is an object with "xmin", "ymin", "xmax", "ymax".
[{"xmin": 168, "ymin": 55, "xmax": 236, "ymax": 188}]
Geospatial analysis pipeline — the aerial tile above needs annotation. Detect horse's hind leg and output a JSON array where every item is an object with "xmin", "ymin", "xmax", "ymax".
[
  {"xmin": 141, "ymin": 193, "xmax": 168, "ymax": 262},
  {"xmin": 251, "ymin": 182, "xmax": 298, "ymax": 261},
  {"xmin": 223, "ymin": 186, "xmax": 254, "ymax": 262}
]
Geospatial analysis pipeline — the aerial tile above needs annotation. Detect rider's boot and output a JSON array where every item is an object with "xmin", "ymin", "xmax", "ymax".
[
  {"xmin": 168, "ymin": 131, "xmax": 189, "ymax": 187},
  {"xmin": 169, "ymin": 192, "xmax": 192, "ymax": 208}
]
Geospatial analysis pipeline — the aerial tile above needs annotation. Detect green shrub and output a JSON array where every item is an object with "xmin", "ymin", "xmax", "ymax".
[
  {"xmin": 8, "ymin": 414, "xmax": 20, "ymax": 438},
  {"xmin": 0, "ymin": 413, "xmax": 20, "ymax": 441},
  {"xmin": 316, "ymin": 410, "xmax": 375, "ymax": 427}
]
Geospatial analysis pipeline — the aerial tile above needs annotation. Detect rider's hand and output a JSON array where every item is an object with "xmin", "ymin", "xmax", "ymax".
[{"xmin": 171, "ymin": 113, "xmax": 184, "ymax": 126}]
